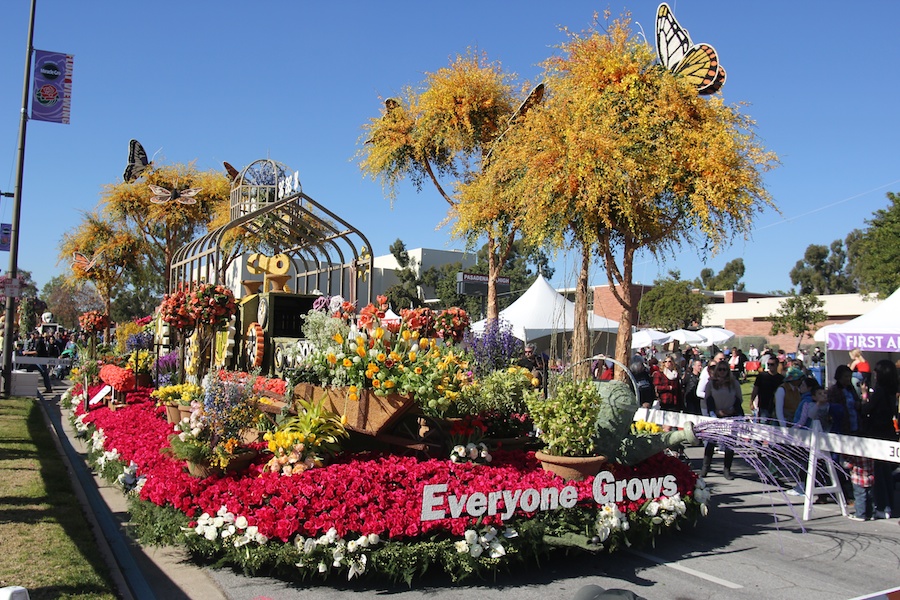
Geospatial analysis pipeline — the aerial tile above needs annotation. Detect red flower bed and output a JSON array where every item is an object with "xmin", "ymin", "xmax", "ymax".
[{"xmin": 75, "ymin": 395, "xmax": 698, "ymax": 544}]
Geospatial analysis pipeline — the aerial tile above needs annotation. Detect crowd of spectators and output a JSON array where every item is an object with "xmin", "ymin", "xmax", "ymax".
[{"xmin": 603, "ymin": 342, "xmax": 899, "ymax": 524}]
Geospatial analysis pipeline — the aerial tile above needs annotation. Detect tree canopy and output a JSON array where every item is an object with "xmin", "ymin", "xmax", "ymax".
[
  {"xmin": 637, "ymin": 271, "xmax": 709, "ymax": 331},
  {"xmin": 100, "ymin": 162, "xmax": 230, "ymax": 291},
  {"xmin": 846, "ymin": 191, "xmax": 900, "ymax": 298},
  {"xmin": 359, "ymin": 50, "xmax": 542, "ymax": 321},
  {"xmin": 465, "ymin": 14, "xmax": 777, "ymax": 369},
  {"xmin": 769, "ymin": 293, "xmax": 827, "ymax": 352},
  {"xmin": 789, "ymin": 240, "xmax": 856, "ymax": 295},
  {"xmin": 693, "ymin": 258, "xmax": 746, "ymax": 291}
]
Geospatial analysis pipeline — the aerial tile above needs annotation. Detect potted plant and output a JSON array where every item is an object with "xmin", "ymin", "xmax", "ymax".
[
  {"xmin": 152, "ymin": 383, "xmax": 204, "ymax": 424},
  {"xmin": 262, "ymin": 397, "xmax": 348, "ymax": 476},
  {"xmin": 525, "ymin": 378, "xmax": 607, "ymax": 481},
  {"xmin": 161, "ymin": 372, "xmax": 263, "ymax": 476},
  {"xmin": 456, "ymin": 366, "xmax": 537, "ymax": 445}
]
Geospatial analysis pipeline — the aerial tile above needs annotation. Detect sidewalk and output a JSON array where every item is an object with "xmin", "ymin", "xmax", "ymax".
[{"xmin": 37, "ymin": 381, "xmax": 228, "ymax": 600}]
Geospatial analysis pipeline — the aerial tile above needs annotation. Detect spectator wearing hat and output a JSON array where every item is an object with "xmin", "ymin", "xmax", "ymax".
[{"xmin": 775, "ymin": 367, "xmax": 806, "ymax": 427}]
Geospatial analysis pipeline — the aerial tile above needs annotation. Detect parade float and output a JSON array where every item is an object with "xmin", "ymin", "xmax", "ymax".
[
  {"xmin": 64, "ymin": 153, "xmax": 706, "ymax": 584},
  {"xmin": 62, "ymin": 3, "xmax": 741, "ymax": 584}
]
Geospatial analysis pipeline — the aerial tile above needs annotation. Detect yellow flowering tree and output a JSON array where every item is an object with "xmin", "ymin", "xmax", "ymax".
[
  {"xmin": 359, "ymin": 50, "xmax": 533, "ymax": 321},
  {"xmin": 101, "ymin": 162, "xmax": 230, "ymax": 291},
  {"xmin": 464, "ymin": 14, "xmax": 777, "ymax": 370}
]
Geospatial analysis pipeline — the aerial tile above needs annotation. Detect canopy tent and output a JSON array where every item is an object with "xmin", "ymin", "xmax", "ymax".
[
  {"xmin": 469, "ymin": 274, "xmax": 618, "ymax": 354},
  {"xmin": 666, "ymin": 328, "xmax": 707, "ymax": 345},
  {"xmin": 695, "ymin": 327, "xmax": 736, "ymax": 347},
  {"xmin": 822, "ymin": 288, "xmax": 900, "ymax": 352},
  {"xmin": 631, "ymin": 329, "xmax": 671, "ymax": 349},
  {"xmin": 816, "ymin": 287, "xmax": 899, "ymax": 382}
]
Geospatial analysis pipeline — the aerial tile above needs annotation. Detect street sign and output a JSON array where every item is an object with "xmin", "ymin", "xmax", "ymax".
[{"xmin": 456, "ymin": 272, "xmax": 511, "ymax": 297}]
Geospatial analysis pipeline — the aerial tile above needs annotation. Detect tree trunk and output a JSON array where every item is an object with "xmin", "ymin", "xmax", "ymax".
[
  {"xmin": 613, "ymin": 244, "xmax": 636, "ymax": 380},
  {"xmin": 487, "ymin": 245, "xmax": 500, "ymax": 322},
  {"xmin": 571, "ymin": 245, "xmax": 590, "ymax": 378}
]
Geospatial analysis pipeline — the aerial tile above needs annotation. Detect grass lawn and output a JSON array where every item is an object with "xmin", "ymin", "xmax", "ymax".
[{"xmin": 0, "ymin": 397, "xmax": 118, "ymax": 600}]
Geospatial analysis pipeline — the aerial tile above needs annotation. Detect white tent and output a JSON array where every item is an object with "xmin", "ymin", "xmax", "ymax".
[
  {"xmin": 469, "ymin": 274, "xmax": 618, "ymax": 347},
  {"xmin": 822, "ymin": 287, "xmax": 900, "ymax": 352},
  {"xmin": 818, "ymin": 287, "xmax": 900, "ymax": 382}
]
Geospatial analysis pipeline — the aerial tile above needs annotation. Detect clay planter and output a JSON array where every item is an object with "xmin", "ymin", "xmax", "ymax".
[
  {"xmin": 225, "ymin": 450, "xmax": 259, "ymax": 473},
  {"xmin": 534, "ymin": 451, "xmax": 608, "ymax": 482}
]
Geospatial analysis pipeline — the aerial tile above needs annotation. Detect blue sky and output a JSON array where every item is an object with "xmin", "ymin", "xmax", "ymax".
[{"xmin": 1, "ymin": 1, "xmax": 898, "ymax": 297}]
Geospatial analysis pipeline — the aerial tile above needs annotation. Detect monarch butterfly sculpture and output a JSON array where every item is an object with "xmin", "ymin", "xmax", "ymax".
[
  {"xmin": 655, "ymin": 2, "xmax": 726, "ymax": 95},
  {"xmin": 72, "ymin": 250, "xmax": 102, "ymax": 272}
]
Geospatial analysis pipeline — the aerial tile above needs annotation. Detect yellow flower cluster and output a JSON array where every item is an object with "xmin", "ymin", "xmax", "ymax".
[
  {"xmin": 151, "ymin": 383, "xmax": 204, "ymax": 406},
  {"xmin": 631, "ymin": 420, "xmax": 662, "ymax": 435}
]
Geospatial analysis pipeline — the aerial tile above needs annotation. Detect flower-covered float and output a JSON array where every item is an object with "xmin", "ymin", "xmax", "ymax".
[{"xmin": 65, "ymin": 297, "xmax": 709, "ymax": 585}]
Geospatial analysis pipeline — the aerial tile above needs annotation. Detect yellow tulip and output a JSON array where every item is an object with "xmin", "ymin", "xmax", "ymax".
[
  {"xmin": 343, "ymin": 358, "xmax": 353, "ymax": 367},
  {"xmin": 333, "ymin": 333, "xmax": 343, "ymax": 344},
  {"xmin": 408, "ymin": 351, "xmax": 417, "ymax": 361},
  {"xmin": 420, "ymin": 338, "xmax": 430, "ymax": 349},
  {"xmin": 327, "ymin": 353, "xmax": 337, "ymax": 365},
  {"xmin": 383, "ymin": 380, "xmax": 395, "ymax": 389},
  {"xmin": 374, "ymin": 327, "xmax": 384, "ymax": 339},
  {"xmin": 402, "ymin": 330, "xmax": 411, "ymax": 341}
]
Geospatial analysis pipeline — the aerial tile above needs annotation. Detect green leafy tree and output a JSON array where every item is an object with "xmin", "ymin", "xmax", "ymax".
[
  {"xmin": 637, "ymin": 271, "xmax": 709, "ymax": 331},
  {"xmin": 769, "ymin": 293, "xmax": 827, "ymax": 352},
  {"xmin": 693, "ymin": 258, "xmax": 746, "ymax": 291},
  {"xmin": 41, "ymin": 275, "xmax": 103, "ymax": 329},
  {"xmin": 846, "ymin": 192, "xmax": 900, "ymax": 298},
  {"xmin": 789, "ymin": 240, "xmax": 857, "ymax": 294},
  {"xmin": 384, "ymin": 239, "xmax": 423, "ymax": 310},
  {"xmin": 469, "ymin": 14, "xmax": 776, "ymax": 370}
]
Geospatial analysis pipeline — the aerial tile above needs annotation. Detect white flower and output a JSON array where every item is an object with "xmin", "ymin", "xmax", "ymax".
[
  {"xmin": 367, "ymin": 533, "xmax": 380, "ymax": 545},
  {"xmin": 204, "ymin": 527, "xmax": 218, "ymax": 541},
  {"xmin": 469, "ymin": 543, "xmax": 484, "ymax": 558},
  {"xmin": 318, "ymin": 562, "xmax": 328, "ymax": 573},
  {"xmin": 645, "ymin": 501, "xmax": 660, "ymax": 517},
  {"xmin": 235, "ymin": 515, "xmax": 248, "ymax": 530},
  {"xmin": 347, "ymin": 540, "xmax": 358, "ymax": 553},
  {"xmin": 454, "ymin": 540, "xmax": 469, "ymax": 553},
  {"xmin": 464, "ymin": 530, "xmax": 478, "ymax": 545},
  {"xmin": 488, "ymin": 540, "xmax": 506, "ymax": 558}
]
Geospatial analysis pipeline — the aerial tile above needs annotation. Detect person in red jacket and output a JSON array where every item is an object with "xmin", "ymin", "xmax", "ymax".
[{"xmin": 652, "ymin": 354, "xmax": 683, "ymax": 412}]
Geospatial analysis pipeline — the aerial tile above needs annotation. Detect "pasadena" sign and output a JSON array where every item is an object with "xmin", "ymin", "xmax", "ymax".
[{"xmin": 420, "ymin": 472, "xmax": 678, "ymax": 521}]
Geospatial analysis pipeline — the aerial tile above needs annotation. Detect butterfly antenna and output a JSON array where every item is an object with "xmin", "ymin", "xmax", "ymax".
[
  {"xmin": 634, "ymin": 20, "xmax": 647, "ymax": 45},
  {"xmin": 150, "ymin": 147, "xmax": 163, "ymax": 164}
]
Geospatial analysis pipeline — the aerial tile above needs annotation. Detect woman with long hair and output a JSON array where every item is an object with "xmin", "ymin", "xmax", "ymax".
[{"xmin": 701, "ymin": 362, "xmax": 744, "ymax": 480}]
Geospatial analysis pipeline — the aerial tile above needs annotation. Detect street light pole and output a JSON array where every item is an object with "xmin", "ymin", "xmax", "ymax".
[{"xmin": 2, "ymin": 0, "xmax": 37, "ymax": 398}]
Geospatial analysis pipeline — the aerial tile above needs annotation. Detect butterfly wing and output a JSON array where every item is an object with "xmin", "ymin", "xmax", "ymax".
[
  {"xmin": 174, "ymin": 187, "xmax": 202, "ymax": 205},
  {"xmin": 224, "ymin": 161, "xmax": 239, "ymax": 180},
  {"xmin": 123, "ymin": 139, "xmax": 151, "ymax": 182},
  {"xmin": 148, "ymin": 184, "xmax": 172, "ymax": 204},
  {"xmin": 674, "ymin": 44, "xmax": 724, "ymax": 95},
  {"xmin": 72, "ymin": 251, "xmax": 100, "ymax": 271},
  {"xmin": 656, "ymin": 2, "xmax": 692, "ymax": 71}
]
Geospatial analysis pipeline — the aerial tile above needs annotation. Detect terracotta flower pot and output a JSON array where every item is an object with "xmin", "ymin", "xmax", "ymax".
[
  {"xmin": 178, "ymin": 405, "xmax": 193, "ymax": 422},
  {"xmin": 534, "ymin": 450, "xmax": 608, "ymax": 482}
]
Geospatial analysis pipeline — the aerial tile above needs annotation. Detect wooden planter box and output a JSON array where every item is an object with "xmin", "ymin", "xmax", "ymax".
[{"xmin": 292, "ymin": 384, "xmax": 415, "ymax": 436}]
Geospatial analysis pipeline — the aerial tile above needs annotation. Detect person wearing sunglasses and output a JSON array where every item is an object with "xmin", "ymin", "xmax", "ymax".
[{"xmin": 701, "ymin": 362, "xmax": 744, "ymax": 480}]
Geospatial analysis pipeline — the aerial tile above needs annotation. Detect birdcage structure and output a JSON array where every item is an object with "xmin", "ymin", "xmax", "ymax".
[{"xmin": 169, "ymin": 158, "xmax": 374, "ymax": 304}]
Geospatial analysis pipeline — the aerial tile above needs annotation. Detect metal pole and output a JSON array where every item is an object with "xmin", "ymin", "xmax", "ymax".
[{"xmin": 2, "ymin": 0, "xmax": 37, "ymax": 398}]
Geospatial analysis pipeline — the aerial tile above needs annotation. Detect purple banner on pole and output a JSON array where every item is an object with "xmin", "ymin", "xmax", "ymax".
[
  {"xmin": 827, "ymin": 331, "xmax": 900, "ymax": 352},
  {"xmin": 31, "ymin": 49, "xmax": 73, "ymax": 124},
  {"xmin": 0, "ymin": 224, "xmax": 11, "ymax": 252}
]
